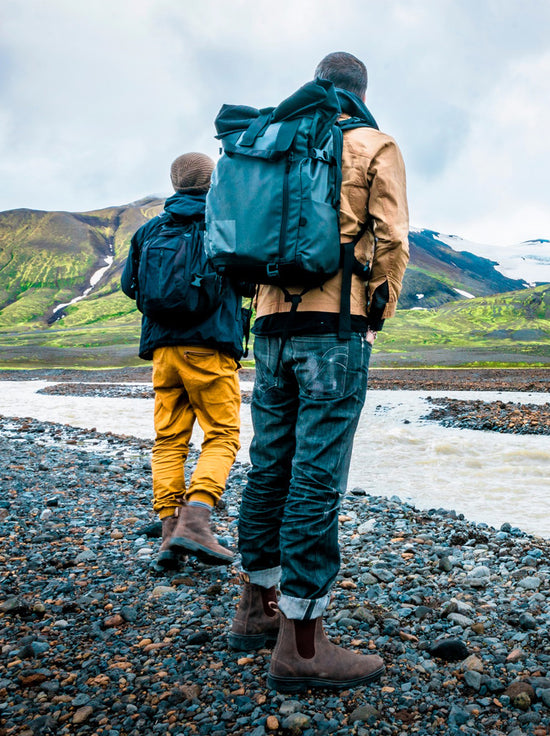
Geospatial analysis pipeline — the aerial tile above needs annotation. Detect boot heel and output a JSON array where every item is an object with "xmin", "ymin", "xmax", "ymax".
[{"xmin": 228, "ymin": 632, "xmax": 268, "ymax": 651}]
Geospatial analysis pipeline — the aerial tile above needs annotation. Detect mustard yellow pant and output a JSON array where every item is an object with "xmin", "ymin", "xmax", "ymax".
[{"xmin": 151, "ymin": 345, "xmax": 241, "ymax": 519}]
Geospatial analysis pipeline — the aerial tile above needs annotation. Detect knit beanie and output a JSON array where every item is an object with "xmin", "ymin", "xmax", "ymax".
[{"xmin": 170, "ymin": 152, "xmax": 215, "ymax": 192}]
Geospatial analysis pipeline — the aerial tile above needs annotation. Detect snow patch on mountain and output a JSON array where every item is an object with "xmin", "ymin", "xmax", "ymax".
[
  {"xmin": 420, "ymin": 230, "xmax": 550, "ymax": 286},
  {"xmin": 454, "ymin": 288, "xmax": 475, "ymax": 299}
]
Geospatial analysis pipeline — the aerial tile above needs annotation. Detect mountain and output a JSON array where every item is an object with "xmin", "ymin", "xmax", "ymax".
[
  {"xmin": 0, "ymin": 197, "xmax": 162, "ymax": 329},
  {"xmin": 400, "ymin": 229, "xmax": 531, "ymax": 310},
  {"xmin": 375, "ymin": 283, "xmax": 550, "ymax": 367},
  {"xmin": 0, "ymin": 201, "xmax": 548, "ymax": 367}
]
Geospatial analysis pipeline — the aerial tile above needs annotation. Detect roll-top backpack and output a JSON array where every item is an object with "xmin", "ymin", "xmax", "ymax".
[
  {"xmin": 205, "ymin": 79, "xmax": 378, "ymax": 341},
  {"xmin": 136, "ymin": 218, "xmax": 222, "ymax": 326}
]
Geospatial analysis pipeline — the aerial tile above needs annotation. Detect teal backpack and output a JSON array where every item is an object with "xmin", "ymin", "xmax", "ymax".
[{"xmin": 205, "ymin": 79, "xmax": 378, "ymax": 338}]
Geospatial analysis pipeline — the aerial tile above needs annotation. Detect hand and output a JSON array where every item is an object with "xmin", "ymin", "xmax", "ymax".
[{"xmin": 366, "ymin": 329, "xmax": 377, "ymax": 345}]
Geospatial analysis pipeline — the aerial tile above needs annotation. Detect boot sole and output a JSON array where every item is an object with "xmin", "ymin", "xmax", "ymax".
[
  {"xmin": 228, "ymin": 631, "xmax": 279, "ymax": 651},
  {"xmin": 155, "ymin": 549, "xmax": 182, "ymax": 570},
  {"xmin": 266, "ymin": 665, "xmax": 385, "ymax": 693},
  {"xmin": 169, "ymin": 536, "xmax": 233, "ymax": 566}
]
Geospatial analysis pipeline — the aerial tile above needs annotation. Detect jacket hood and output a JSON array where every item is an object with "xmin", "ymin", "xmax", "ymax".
[
  {"xmin": 164, "ymin": 190, "xmax": 207, "ymax": 221},
  {"xmin": 336, "ymin": 89, "xmax": 379, "ymax": 130}
]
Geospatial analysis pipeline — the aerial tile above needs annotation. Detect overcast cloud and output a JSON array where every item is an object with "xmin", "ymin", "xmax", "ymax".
[{"xmin": 1, "ymin": 0, "xmax": 549, "ymax": 244}]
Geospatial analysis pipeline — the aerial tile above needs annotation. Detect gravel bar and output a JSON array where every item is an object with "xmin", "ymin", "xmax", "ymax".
[{"xmin": 1, "ymin": 414, "xmax": 550, "ymax": 736}]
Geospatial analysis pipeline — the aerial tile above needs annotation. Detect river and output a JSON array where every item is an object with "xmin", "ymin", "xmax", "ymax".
[{"xmin": 1, "ymin": 380, "xmax": 548, "ymax": 538}]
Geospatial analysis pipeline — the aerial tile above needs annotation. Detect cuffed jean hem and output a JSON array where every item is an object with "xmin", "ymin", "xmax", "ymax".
[
  {"xmin": 247, "ymin": 566, "xmax": 281, "ymax": 589},
  {"xmin": 278, "ymin": 593, "xmax": 331, "ymax": 620}
]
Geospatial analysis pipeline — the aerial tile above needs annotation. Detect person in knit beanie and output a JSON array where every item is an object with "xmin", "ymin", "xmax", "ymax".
[
  {"xmin": 121, "ymin": 151, "xmax": 246, "ymax": 573},
  {"xmin": 170, "ymin": 152, "xmax": 215, "ymax": 192}
]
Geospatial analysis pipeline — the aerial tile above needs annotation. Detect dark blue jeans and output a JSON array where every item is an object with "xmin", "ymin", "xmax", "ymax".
[{"xmin": 238, "ymin": 333, "xmax": 371, "ymax": 619}]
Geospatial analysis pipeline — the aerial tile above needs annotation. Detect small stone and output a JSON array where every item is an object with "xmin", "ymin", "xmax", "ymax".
[
  {"xmin": 513, "ymin": 692, "xmax": 532, "ymax": 711},
  {"xmin": 279, "ymin": 700, "xmax": 302, "ymax": 716},
  {"xmin": 429, "ymin": 638, "xmax": 469, "ymax": 662},
  {"xmin": 18, "ymin": 671, "xmax": 49, "ymax": 687},
  {"xmin": 447, "ymin": 613, "xmax": 474, "ymax": 628},
  {"xmin": 75, "ymin": 550, "xmax": 97, "ymax": 563},
  {"xmin": 340, "ymin": 579, "xmax": 357, "ymax": 589},
  {"xmin": 540, "ymin": 689, "xmax": 550, "ymax": 708},
  {"xmin": 120, "ymin": 606, "xmax": 138, "ymax": 623},
  {"xmin": 357, "ymin": 519, "xmax": 377, "ymax": 534},
  {"xmin": 507, "ymin": 648, "xmax": 525, "ymax": 663},
  {"xmin": 349, "ymin": 704, "xmax": 380, "ymax": 723},
  {"xmin": 282, "ymin": 712, "xmax": 311, "ymax": 732},
  {"xmin": 72, "ymin": 693, "xmax": 90, "ymax": 707},
  {"xmin": 360, "ymin": 572, "xmax": 378, "ymax": 585},
  {"xmin": 464, "ymin": 670, "xmax": 482, "ymax": 690},
  {"xmin": 462, "ymin": 655, "xmax": 483, "ymax": 673},
  {"xmin": 151, "ymin": 586, "xmax": 176, "ymax": 597},
  {"xmin": 438, "ymin": 556, "xmax": 452, "ymax": 572},
  {"xmin": 103, "ymin": 614, "xmax": 124, "ymax": 628},
  {"xmin": 449, "ymin": 704, "xmax": 470, "ymax": 725},
  {"xmin": 371, "ymin": 567, "xmax": 395, "ymax": 583},
  {"xmin": 414, "ymin": 605, "xmax": 433, "ymax": 620},
  {"xmin": 73, "ymin": 705, "xmax": 93, "ymax": 724},
  {"xmin": 519, "ymin": 612, "xmax": 537, "ymax": 630},
  {"xmin": 519, "ymin": 576, "xmax": 541, "ymax": 590},
  {"xmin": 188, "ymin": 631, "xmax": 210, "ymax": 645},
  {"xmin": 266, "ymin": 715, "xmax": 279, "ymax": 730},
  {"xmin": 0, "ymin": 597, "xmax": 28, "ymax": 614}
]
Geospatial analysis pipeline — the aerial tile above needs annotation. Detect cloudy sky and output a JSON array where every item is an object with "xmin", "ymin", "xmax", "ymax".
[{"xmin": 1, "ymin": 0, "xmax": 549, "ymax": 244}]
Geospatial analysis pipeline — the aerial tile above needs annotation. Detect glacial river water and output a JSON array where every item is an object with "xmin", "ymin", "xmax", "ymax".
[{"xmin": 1, "ymin": 381, "xmax": 549, "ymax": 538}]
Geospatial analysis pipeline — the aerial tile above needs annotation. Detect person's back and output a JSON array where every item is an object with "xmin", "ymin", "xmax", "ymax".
[
  {"xmin": 230, "ymin": 52, "xmax": 409, "ymax": 693},
  {"xmin": 121, "ymin": 152, "xmax": 245, "ymax": 570}
]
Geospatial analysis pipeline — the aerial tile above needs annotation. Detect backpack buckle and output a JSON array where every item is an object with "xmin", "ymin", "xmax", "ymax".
[{"xmin": 266, "ymin": 263, "xmax": 280, "ymax": 279}]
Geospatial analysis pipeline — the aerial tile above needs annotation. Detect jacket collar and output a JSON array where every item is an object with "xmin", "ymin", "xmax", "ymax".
[
  {"xmin": 336, "ymin": 88, "xmax": 379, "ymax": 130},
  {"xmin": 164, "ymin": 190, "xmax": 207, "ymax": 220}
]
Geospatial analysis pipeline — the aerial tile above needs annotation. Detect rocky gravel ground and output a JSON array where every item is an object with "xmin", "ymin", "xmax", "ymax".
[
  {"xmin": 425, "ymin": 399, "xmax": 550, "ymax": 436},
  {"xmin": 1, "ymin": 415, "xmax": 550, "ymax": 735}
]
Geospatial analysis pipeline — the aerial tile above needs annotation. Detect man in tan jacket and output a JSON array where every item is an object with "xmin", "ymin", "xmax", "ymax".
[{"xmin": 230, "ymin": 52, "xmax": 409, "ymax": 693}]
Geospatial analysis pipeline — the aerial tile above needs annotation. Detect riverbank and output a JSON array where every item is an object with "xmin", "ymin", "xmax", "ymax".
[
  {"xmin": 1, "ymin": 414, "xmax": 550, "ymax": 736},
  {"xmin": 14, "ymin": 368, "xmax": 549, "ymax": 438},
  {"xmin": 0, "ymin": 367, "xmax": 549, "ymax": 392},
  {"xmin": 425, "ymin": 398, "xmax": 550, "ymax": 436}
]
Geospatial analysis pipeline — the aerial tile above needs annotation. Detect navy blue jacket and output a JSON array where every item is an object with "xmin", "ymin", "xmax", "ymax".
[{"xmin": 121, "ymin": 191, "xmax": 245, "ymax": 361}]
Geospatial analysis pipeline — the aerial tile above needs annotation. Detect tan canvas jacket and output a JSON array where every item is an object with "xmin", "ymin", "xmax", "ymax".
[{"xmin": 255, "ymin": 120, "xmax": 410, "ymax": 324}]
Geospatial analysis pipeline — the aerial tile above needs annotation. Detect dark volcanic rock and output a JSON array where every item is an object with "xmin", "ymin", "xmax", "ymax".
[{"xmin": 1, "ymin": 404, "xmax": 550, "ymax": 735}]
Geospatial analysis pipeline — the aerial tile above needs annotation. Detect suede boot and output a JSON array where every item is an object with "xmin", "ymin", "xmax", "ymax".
[
  {"xmin": 168, "ymin": 504, "xmax": 234, "ymax": 565},
  {"xmin": 267, "ymin": 612, "xmax": 385, "ymax": 693},
  {"xmin": 156, "ymin": 508, "xmax": 183, "ymax": 570},
  {"xmin": 229, "ymin": 581, "xmax": 280, "ymax": 650}
]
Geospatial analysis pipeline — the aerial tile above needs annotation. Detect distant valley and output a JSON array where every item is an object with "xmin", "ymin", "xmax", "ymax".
[{"xmin": 0, "ymin": 199, "xmax": 548, "ymax": 368}]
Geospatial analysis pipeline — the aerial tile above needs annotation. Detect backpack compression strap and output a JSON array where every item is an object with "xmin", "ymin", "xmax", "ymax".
[{"xmin": 338, "ymin": 222, "xmax": 371, "ymax": 339}]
